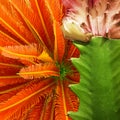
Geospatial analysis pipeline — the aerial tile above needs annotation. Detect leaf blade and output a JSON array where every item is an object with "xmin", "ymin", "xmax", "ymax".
[
  {"xmin": 70, "ymin": 37, "xmax": 120, "ymax": 120},
  {"xmin": 18, "ymin": 63, "xmax": 59, "ymax": 79}
]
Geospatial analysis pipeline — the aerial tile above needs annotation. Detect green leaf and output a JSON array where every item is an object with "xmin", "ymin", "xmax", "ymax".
[{"xmin": 69, "ymin": 37, "xmax": 120, "ymax": 120}]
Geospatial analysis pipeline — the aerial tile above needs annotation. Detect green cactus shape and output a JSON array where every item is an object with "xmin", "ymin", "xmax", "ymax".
[{"xmin": 69, "ymin": 37, "xmax": 120, "ymax": 120}]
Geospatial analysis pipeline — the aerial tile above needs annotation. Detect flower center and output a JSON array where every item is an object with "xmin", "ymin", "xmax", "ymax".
[{"xmin": 57, "ymin": 62, "xmax": 72, "ymax": 80}]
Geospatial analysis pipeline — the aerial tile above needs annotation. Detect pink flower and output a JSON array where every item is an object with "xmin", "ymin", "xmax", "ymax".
[{"xmin": 62, "ymin": 0, "xmax": 120, "ymax": 41}]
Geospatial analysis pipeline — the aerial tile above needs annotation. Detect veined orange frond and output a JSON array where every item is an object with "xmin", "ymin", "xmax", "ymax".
[
  {"xmin": 18, "ymin": 63, "xmax": 59, "ymax": 79},
  {"xmin": 0, "ymin": 79, "xmax": 56, "ymax": 120},
  {"xmin": 38, "ymin": 50, "xmax": 54, "ymax": 63},
  {"xmin": 9, "ymin": 0, "xmax": 54, "ymax": 52},
  {"xmin": 0, "ymin": 30, "xmax": 21, "ymax": 46},
  {"xmin": 45, "ymin": 0, "xmax": 64, "ymax": 22},
  {"xmin": 66, "ymin": 43, "xmax": 80, "ymax": 59},
  {"xmin": 0, "ymin": 0, "xmax": 34, "ymax": 45},
  {"xmin": 0, "ymin": 81, "xmax": 27, "ymax": 94},
  {"xmin": 40, "ymin": 95, "xmax": 55, "ymax": 120},
  {"xmin": 24, "ymin": 100, "xmax": 45, "ymax": 120},
  {"xmin": 54, "ymin": 80, "xmax": 78, "ymax": 120},
  {"xmin": 44, "ymin": 0, "xmax": 65, "ymax": 63},
  {"xmin": 0, "ymin": 76, "xmax": 28, "ymax": 87},
  {"xmin": 53, "ymin": 21, "xmax": 65, "ymax": 62},
  {"xmin": 1, "ymin": 43, "xmax": 43, "ymax": 60}
]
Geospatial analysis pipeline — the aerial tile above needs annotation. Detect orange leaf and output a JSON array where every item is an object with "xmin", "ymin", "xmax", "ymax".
[
  {"xmin": 10, "ymin": 0, "xmax": 54, "ymax": 53},
  {"xmin": 53, "ymin": 21, "xmax": 65, "ymax": 62},
  {"xmin": 22, "ymin": 95, "xmax": 55, "ymax": 120},
  {"xmin": 1, "ymin": 43, "xmax": 43, "ymax": 60},
  {"xmin": 0, "ymin": 0, "xmax": 36, "ymax": 44},
  {"xmin": 0, "ymin": 65, "xmax": 20, "ymax": 76},
  {"xmin": 0, "ymin": 76, "xmax": 28, "ymax": 87},
  {"xmin": 33, "ymin": 0, "xmax": 54, "ymax": 51},
  {"xmin": 0, "ymin": 30, "xmax": 21, "ymax": 47},
  {"xmin": 0, "ymin": 55, "xmax": 24, "ymax": 76},
  {"xmin": 24, "ymin": 100, "xmax": 45, "ymax": 120},
  {"xmin": 54, "ymin": 80, "xmax": 69, "ymax": 120},
  {"xmin": 67, "ymin": 72, "xmax": 80, "ymax": 83},
  {"xmin": 0, "ymin": 79, "xmax": 56, "ymax": 120},
  {"xmin": 64, "ymin": 80, "xmax": 79, "ymax": 112},
  {"xmin": 18, "ymin": 63, "xmax": 59, "ymax": 79},
  {"xmin": 40, "ymin": 94, "xmax": 55, "ymax": 120},
  {"xmin": 0, "ymin": 55, "xmax": 23, "ymax": 74},
  {"xmin": 66, "ymin": 43, "xmax": 80, "ymax": 59},
  {"xmin": 38, "ymin": 50, "xmax": 54, "ymax": 63},
  {"xmin": 54, "ymin": 80, "xmax": 79, "ymax": 120},
  {"xmin": 0, "ymin": 82, "xmax": 27, "ymax": 97},
  {"xmin": 45, "ymin": 0, "xmax": 64, "ymax": 22},
  {"xmin": 0, "ymin": 89, "xmax": 20, "ymax": 103}
]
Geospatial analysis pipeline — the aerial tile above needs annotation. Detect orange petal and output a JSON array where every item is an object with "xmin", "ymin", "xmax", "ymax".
[
  {"xmin": 0, "ymin": 54, "xmax": 23, "ymax": 66},
  {"xmin": 1, "ymin": 43, "xmax": 42, "ymax": 60},
  {"xmin": 18, "ymin": 63, "xmax": 59, "ymax": 79},
  {"xmin": 0, "ymin": 82, "xmax": 27, "ymax": 96},
  {"xmin": 54, "ymin": 80, "xmax": 78, "ymax": 120},
  {"xmin": 66, "ymin": 43, "xmax": 80, "ymax": 59},
  {"xmin": 0, "ymin": 30, "xmax": 21, "ymax": 47},
  {"xmin": 41, "ymin": 95, "xmax": 55, "ymax": 120},
  {"xmin": 0, "ymin": 79, "xmax": 56, "ymax": 120},
  {"xmin": 64, "ymin": 80, "xmax": 79, "ymax": 112},
  {"xmin": 0, "ymin": 64, "xmax": 20, "ymax": 76},
  {"xmin": 54, "ymin": 80, "xmax": 68, "ymax": 120},
  {"xmin": 0, "ymin": 89, "xmax": 20, "ymax": 103},
  {"xmin": 53, "ymin": 21, "xmax": 65, "ymax": 62},
  {"xmin": 10, "ymin": 0, "xmax": 54, "ymax": 53},
  {"xmin": 38, "ymin": 50, "xmax": 54, "ymax": 63},
  {"xmin": 33, "ymin": 0, "xmax": 55, "ymax": 51},
  {"xmin": 24, "ymin": 100, "xmax": 45, "ymax": 120},
  {"xmin": 0, "ymin": 76, "xmax": 28, "ymax": 87},
  {"xmin": 45, "ymin": 0, "xmax": 64, "ymax": 22},
  {"xmin": 67, "ymin": 72, "xmax": 80, "ymax": 83},
  {"xmin": 0, "ymin": 0, "xmax": 36, "ymax": 44}
]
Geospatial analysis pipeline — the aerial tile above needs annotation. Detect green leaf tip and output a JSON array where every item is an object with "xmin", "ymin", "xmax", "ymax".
[{"xmin": 70, "ymin": 37, "xmax": 120, "ymax": 120}]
